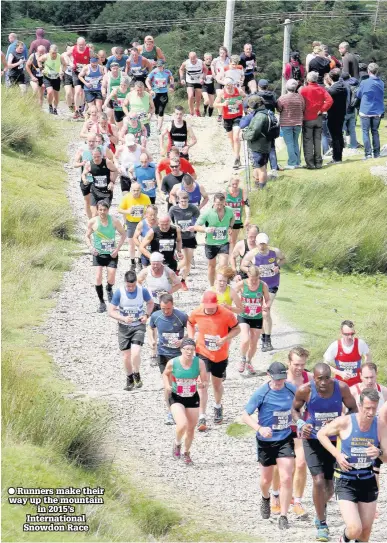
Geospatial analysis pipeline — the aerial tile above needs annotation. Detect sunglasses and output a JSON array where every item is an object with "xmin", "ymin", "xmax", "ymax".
[
  {"xmin": 170, "ymin": 164, "xmax": 180, "ymax": 168},
  {"xmin": 342, "ymin": 332, "xmax": 356, "ymax": 336}
]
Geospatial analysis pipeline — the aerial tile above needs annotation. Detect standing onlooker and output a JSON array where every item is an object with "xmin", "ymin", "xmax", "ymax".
[
  {"xmin": 299, "ymin": 71, "xmax": 333, "ymax": 169},
  {"xmin": 326, "ymin": 68, "xmax": 348, "ymax": 164},
  {"xmin": 308, "ymin": 46, "xmax": 331, "ymax": 85},
  {"xmin": 358, "ymin": 63, "xmax": 369, "ymax": 82},
  {"xmin": 242, "ymin": 95, "xmax": 271, "ymax": 188},
  {"xmin": 276, "ymin": 79, "xmax": 305, "ymax": 168},
  {"xmin": 341, "ymin": 72, "xmax": 360, "ymax": 149},
  {"xmin": 305, "ymin": 41, "xmax": 321, "ymax": 73},
  {"xmin": 28, "ymin": 28, "xmax": 51, "ymax": 55},
  {"xmin": 356, "ymin": 63, "xmax": 385, "ymax": 160},
  {"xmin": 338, "ymin": 41, "xmax": 359, "ymax": 80},
  {"xmin": 283, "ymin": 52, "xmax": 305, "ymax": 88}
]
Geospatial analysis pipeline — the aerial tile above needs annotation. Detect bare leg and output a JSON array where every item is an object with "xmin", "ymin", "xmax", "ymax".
[
  {"xmin": 122, "ymin": 349, "xmax": 132, "ymax": 375},
  {"xmin": 184, "ymin": 408, "xmax": 199, "ymax": 452},
  {"xmin": 130, "ymin": 343, "xmax": 142, "ymax": 373},
  {"xmin": 198, "ymin": 372, "xmax": 210, "ymax": 416},
  {"xmin": 277, "ymin": 457, "xmax": 295, "ymax": 517},
  {"xmin": 187, "ymin": 87, "xmax": 195, "ymax": 115}
]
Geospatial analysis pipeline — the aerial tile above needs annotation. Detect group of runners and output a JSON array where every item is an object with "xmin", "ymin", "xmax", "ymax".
[{"xmin": 5, "ymin": 29, "xmax": 386, "ymax": 542}]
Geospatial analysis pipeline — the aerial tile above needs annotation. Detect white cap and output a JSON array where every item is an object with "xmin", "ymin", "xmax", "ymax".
[
  {"xmin": 150, "ymin": 252, "xmax": 164, "ymax": 263},
  {"xmin": 125, "ymin": 133, "xmax": 136, "ymax": 146},
  {"xmin": 256, "ymin": 233, "xmax": 269, "ymax": 244}
]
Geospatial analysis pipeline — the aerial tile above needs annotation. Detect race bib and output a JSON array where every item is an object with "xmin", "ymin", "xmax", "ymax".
[
  {"xmin": 246, "ymin": 59, "xmax": 254, "ymax": 71},
  {"xmin": 242, "ymin": 297, "xmax": 262, "ymax": 317},
  {"xmin": 65, "ymin": 66, "xmax": 72, "ymax": 75},
  {"xmin": 349, "ymin": 445, "xmax": 373, "ymax": 470},
  {"xmin": 205, "ymin": 74, "xmax": 213, "ymax": 84},
  {"xmin": 48, "ymin": 70, "xmax": 59, "ymax": 79},
  {"xmin": 143, "ymin": 179, "xmax": 156, "ymax": 191},
  {"xmin": 94, "ymin": 175, "xmax": 108, "ymax": 188},
  {"xmin": 151, "ymin": 289, "xmax": 168, "ymax": 301},
  {"xmin": 131, "ymin": 205, "xmax": 144, "ymax": 217},
  {"xmin": 131, "ymin": 66, "xmax": 142, "ymax": 75},
  {"xmin": 189, "ymin": 72, "xmax": 201, "ymax": 82},
  {"xmin": 337, "ymin": 361, "xmax": 359, "ymax": 377},
  {"xmin": 314, "ymin": 412, "xmax": 339, "ymax": 431},
  {"xmin": 76, "ymin": 62, "xmax": 85, "ymax": 71},
  {"xmin": 258, "ymin": 263, "xmax": 275, "ymax": 277},
  {"xmin": 159, "ymin": 239, "xmax": 174, "ymax": 252},
  {"xmin": 204, "ymin": 334, "xmax": 220, "ymax": 351},
  {"xmin": 121, "ymin": 307, "xmax": 141, "ymax": 319},
  {"xmin": 155, "ymin": 77, "xmax": 167, "ymax": 88},
  {"xmin": 177, "ymin": 219, "xmax": 191, "ymax": 232},
  {"xmin": 233, "ymin": 209, "xmax": 241, "ymax": 221},
  {"xmin": 35, "ymin": 68, "xmax": 42, "ymax": 77},
  {"xmin": 89, "ymin": 77, "xmax": 101, "ymax": 89},
  {"xmin": 272, "ymin": 410, "xmax": 291, "ymax": 431},
  {"xmin": 137, "ymin": 111, "xmax": 147, "ymax": 120},
  {"xmin": 173, "ymin": 140, "xmax": 185, "ymax": 149},
  {"xmin": 213, "ymin": 227, "xmax": 227, "ymax": 241},
  {"xmin": 162, "ymin": 332, "xmax": 180, "ymax": 348},
  {"xmin": 175, "ymin": 378, "xmax": 197, "ymax": 398},
  {"xmin": 100, "ymin": 240, "xmax": 115, "ymax": 252}
]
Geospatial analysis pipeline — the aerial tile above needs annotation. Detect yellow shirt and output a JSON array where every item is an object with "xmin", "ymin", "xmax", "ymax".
[
  {"xmin": 119, "ymin": 193, "xmax": 151, "ymax": 222},
  {"xmin": 211, "ymin": 285, "xmax": 232, "ymax": 306}
]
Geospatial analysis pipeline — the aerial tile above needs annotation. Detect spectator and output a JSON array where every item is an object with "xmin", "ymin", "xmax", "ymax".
[
  {"xmin": 326, "ymin": 68, "xmax": 348, "ymax": 164},
  {"xmin": 6, "ymin": 32, "xmax": 28, "ymax": 59},
  {"xmin": 276, "ymin": 79, "xmax": 305, "ymax": 168},
  {"xmin": 358, "ymin": 63, "xmax": 369, "ymax": 82},
  {"xmin": 308, "ymin": 46, "xmax": 331, "ymax": 85},
  {"xmin": 356, "ymin": 63, "xmax": 385, "ymax": 159},
  {"xmin": 338, "ymin": 41, "xmax": 359, "ymax": 79},
  {"xmin": 321, "ymin": 44, "xmax": 341, "ymax": 69},
  {"xmin": 299, "ymin": 71, "xmax": 333, "ymax": 169},
  {"xmin": 283, "ymin": 51, "xmax": 305, "ymax": 88},
  {"xmin": 255, "ymin": 79, "xmax": 283, "ymax": 176},
  {"xmin": 29, "ymin": 28, "xmax": 51, "ymax": 55},
  {"xmin": 305, "ymin": 40, "xmax": 321, "ymax": 72},
  {"xmin": 341, "ymin": 71, "xmax": 360, "ymax": 149}
]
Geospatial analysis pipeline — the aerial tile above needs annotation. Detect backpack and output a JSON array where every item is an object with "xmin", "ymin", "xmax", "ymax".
[
  {"xmin": 291, "ymin": 63, "xmax": 302, "ymax": 81},
  {"xmin": 262, "ymin": 110, "xmax": 280, "ymax": 140},
  {"xmin": 349, "ymin": 84, "xmax": 359, "ymax": 109}
]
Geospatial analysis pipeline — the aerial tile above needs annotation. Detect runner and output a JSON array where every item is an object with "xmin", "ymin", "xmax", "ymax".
[
  {"xmin": 133, "ymin": 204, "xmax": 158, "ymax": 269},
  {"xmin": 163, "ymin": 338, "xmax": 208, "ymax": 464},
  {"xmin": 169, "ymin": 190, "xmax": 200, "ymax": 291},
  {"xmin": 101, "ymin": 62, "xmax": 124, "ymax": 124},
  {"xmin": 132, "ymin": 154, "xmax": 157, "ymax": 204},
  {"xmin": 61, "ymin": 43, "xmax": 75, "ymax": 112},
  {"xmin": 117, "ymin": 182, "xmax": 151, "ymax": 271},
  {"xmin": 122, "ymin": 81, "xmax": 154, "ymax": 137},
  {"xmin": 160, "ymin": 158, "xmax": 185, "ymax": 209},
  {"xmin": 93, "ymin": 112, "xmax": 118, "ymax": 153},
  {"xmin": 146, "ymin": 59, "xmax": 174, "ymax": 132},
  {"xmin": 190, "ymin": 193, "xmax": 234, "ymax": 286},
  {"xmin": 317, "ymin": 388, "xmax": 385, "ymax": 543},
  {"xmin": 212, "ymin": 46, "xmax": 230, "ymax": 122},
  {"xmin": 211, "ymin": 265, "xmax": 243, "ymax": 314},
  {"xmin": 7, "ymin": 41, "xmax": 27, "ymax": 93},
  {"xmin": 156, "ymin": 147, "xmax": 197, "ymax": 188},
  {"xmin": 240, "ymin": 43, "xmax": 257, "ymax": 94},
  {"xmin": 26, "ymin": 44, "xmax": 46, "ymax": 106},
  {"xmin": 219, "ymin": 55, "xmax": 245, "ymax": 89},
  {"xmin": 126, "ymin": 47, "xmax": 152, "ymax": 84},
  {"xmin": 179, "ymin": 52, "xmax": 207, "ymax": 116},
  {"xmin": 139, "ymin": 214, "xmax": 183, "ymax": 273},
  {"xmin": 324, "ymin": 320, "xmax": 371, "ymax": 387},
  {"xmin": 230, "ymin": 224, "xmax": 259, "ymax": 279},
  {"xmin": 98, "ymin": 49, "xmax": 107, "ymax": 66},
  {"xmin": 72, "ymin": 37, "xmax": 91, "ymax": 119},
  {"xmin": 149, "ymin": 293, "xmax": 189, "ymax": 424},
  {"xmin": 79, "ymin": 105, "xmax": 100, "ymax": 140},
  {"xmin": 119, "ymin": 109, "xmax": 148, "ymax": 148},
  {"xmin": 241, "ymin": 232, "xmax": 286, "ymax": 351},
  {"xmin": 138, "ymin": 35, "xmax": 165, "ymax": 66},
  {"xmin": 78, "ymin": 55, "xmax": 106, "ymax": 112},
  {"xmin": 271, "ymin": 347, "xmax": 313, "ymax": 518},
  {"xmin": 242, "ymin": 361, "xmax": 296, "ymax": 530},
  {"xmin": 169, "ymin": 174, "xmax": 208, "ymax": 209},
  {"xmin": 85, "ymin": 200, "xmax": 126, "ymax": 312},
  {"xmin": 214, "ymin": 78, "xmax": 245, "ymax": 169},
  {"xmin": 223, "ymin": 175, "xmax": 250, "ymax": 254},
  {"xmin": 188, "ymin": 291, "xmax": 240, "ymax": 430},
  {"xmin": 160, "ymin": 106, "xmax": 197, "ymax": 160},
  {"xmin": 74, "ymin": 133, "xmax": 101, "ymax": 218},
  {"xmin": 234, "ymin": 266, "xmax": 270, "ymax": 376},
  {"xmin": 106, "ymin": 46, "xmax": 128, "ymax": 72},
  {"xmin": 202, "ymin": 53, "xmax": 215, "ymax": 117},
  {"xmin": 39, "ymin": 44, "xmax": 66, "ymax": 114},
  {"xmin": 104, "ymin": 76, "xmax": 131, "ymax": 129},
  {"xmin": 108, "ymin": 270, "xmax": 154, "ymax": 390},
  {"xmin": 292, "ymin": 362, "xmax": 358, "ymax": 542},
  {"xmin": 82, "ymin": 147, "xmax": 117, "ymax": 216},
  {"xmin": 114, "ymin": 133, "xmax": 151, "ymax": 195}
]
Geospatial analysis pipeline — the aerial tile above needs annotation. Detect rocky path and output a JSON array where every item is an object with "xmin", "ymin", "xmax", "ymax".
[{"xmin": 45, "ymin": 111, "xmax": 385, "ymax": 541}]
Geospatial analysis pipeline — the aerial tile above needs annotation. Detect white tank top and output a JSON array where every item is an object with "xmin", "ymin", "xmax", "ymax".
[
  {"xmin": 119, "ymin": 145, "xmax": 142, "ymax": 171},
  {"xmin": 145, "ymin": 268, "xmax": 171, "ymax": 303},
  {"xmin": 185, "ymin": 59, "xmax": 204, "ymax": 84}
]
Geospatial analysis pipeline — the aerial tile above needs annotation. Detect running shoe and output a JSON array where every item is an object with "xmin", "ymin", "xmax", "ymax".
[
  {"xmin": 292, "ymin": 502, "xmax": 308, "ymax": 519},
  {"xmin": 136, "ymin": 260, "xmax": 143, "ymax": 272},
  {"xmin": 130, "ymin": 261, "xmax": 136, "ymax": 271},
  {"xmin": 53, "ymin": 108, "xmax": 58, "ymax": 115},
  {"xmin": 315, "ymin": 522, "xmax": 329, "ymax": 542},
  {"xmin": 182, "ymin": 452, "xmax": 193, "ymax": 465},
  {"xmin": 172, "ymin": 442, "xmax": 181, "ymax": 460},
  {"xmin": 195, "ymin": 109, "xmax": 201, "ymax": 117},
  {"xmin": 150, "ymin": 355, "xmax": 158, "ymax": 367},
  {"xmin": 214, "ymin": 405, "xmax": 223, "ymax": 424},
  {"xmin": 238, "ymin": 358, "xmax": 246, "ymax": 373},
  {"xmin": 262, "ymin": 338, "xmax": 274, "ymax": 352},
  {"xmin": 49, "ymin": 104, "xmax": 54, "ymax": 114},
  {"xmin": 106, "ymin": 288, "xmax": 113, "ymax": 303},
  {"xmin": 245, "ymin": 363, "xmax": 256, "ymax": 376},
  {"xmin": 233, "ymin": 158, "xmax": 241, "ymax": 169},
  {"xmin": 217, "ymin": 114, "xmax": 222, "ymax": 123},
  {"xmin": 271, "ymin": 495, "xmax": 281, "ymax": 515},
  {"xmin": 72, "ymin": 110, "xmax": 80, "ymax": 120},
  {"xmin": 180, "ymin": 279, "xmax": 188, "ymax": 291},
  {"xmin": 165, "ymin": 412, "xmax": 175, "ymax": 425},
  {"xmin": 197, "ymin": 416, "xmax": 207, "ymax": 432},
  {"xmin": 133, "ymin": 373, "xmax": 143, "ymax": 388},
  {"xmin": 97, "ymin": 302, "xmax": 107, "ymax": 313},
  {"xmin": 124, "ymin": 376, "xmax": 134, "ymax": 391},
  {"xmin": 278, "ymin": 515, "xmax": 289, "ymax": 530},
  {"xmin": 260, "ymin": 496, "xmax": 271, "ymax": 519}
]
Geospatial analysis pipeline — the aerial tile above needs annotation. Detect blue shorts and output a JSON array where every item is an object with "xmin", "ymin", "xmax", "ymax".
[
  {"xmin": 84, "ymin": 89, "xmax": 103, "ymax": 103},
  {"xmin": 252, "ymin": 152, "xmax": 269, "ymax": 168}
]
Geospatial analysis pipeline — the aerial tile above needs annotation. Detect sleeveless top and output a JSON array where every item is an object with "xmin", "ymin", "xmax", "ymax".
[
  {"xmin": 141, "ymin": 45, "xmax": 157, "ymax": 62},
  {"xmin": 334, "ymin": 338, "xmax": 362, "ymax": 387},
  {"xmin": 31, "ymin": 53, "xmax": 43, "ymax": 77},
  {"xmin": 118, "ymin": 285, "xmax": 145, "ymax": 327},
  {"xmin": 203, "ymin": 63, "xmax": 214, "ymax": 85},
  {"xmin": 119, "ymin": 145, "xmax": 142, "ymax": 174},
  {"xmin": 254, "ymin": 249, "xmax": 280, "ymax": 289},
  {"xmin": 72, "ymin": 46, "xmax": 90, "ymax": 72},
  {"xmin": 93, "ymin": 215, "xmax": 116, "ymax": 255},
  {"xmin": 185, "ymin": 58, "xmax": 204, "ymax": 84},
  {"xmin": 129, "ymin": 91, "xmax": 150, "ymax": 121},
  {"xmin": 125, "ymin": 120, "xmax": 143, "ymax": 144},
  {"xmin": 108, "ymin": 72, "xmax": 122, "ymax": 94},
  {"xmin": 240, "ymin": 280, "xmax": 263, "ymax": 319},
  {"xmin": 171, "ymin": 356, "xmax": 200, "ymax": 397},
  {"xmin": 150, "ymin": 226, "xmax": 177, "ymax": 265},
  {"xmin": 129, "ymin": 55, "xmax": 146, "ymax": 77},
  {"xmin": 211, "ymin": 285, "xmax": 232, "ymax": 306},
  {"xmin": 43, "ymin": 54, "xmax": 61, "ymax": 79},
  {"xmin": 168, "ymin": 120, "xmax": 188, "ymax": 151},
  {"xmin": 90, "ymin": 159, "xmax": 111, "ymax": 195},
  {"xmin": 226, "ymin": 188, "xmax": 243, "ymax": 224},
  {"xmin": 134, "ymin": 163, "xmax": 157, "ymax": 197},
  {"xmin": 85, "ymin": 64, "xmax": 103, "ymax": 91},
  {"xmin": 181, "ymin": 182, "xmax": 201, "ymax": 206},
  {"xmin": 222, "ymin": 88, "xmax": 243, "ymax": 119},
  {"xmin": 146, "ymin": 267, "xmax": 171, "ymax": 303},
  {"xmin": 112, "ymin": 88, "xmax": 129, "ymax": 111},
  {"xmin": 306, "ymin": 380, "xmax": 342, "ymax": 440}
]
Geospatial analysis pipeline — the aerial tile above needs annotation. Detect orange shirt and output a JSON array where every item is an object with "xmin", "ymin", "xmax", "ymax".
[{"xmin": 188, "ymin": 305, "xmax": 238, "ymax": 362}]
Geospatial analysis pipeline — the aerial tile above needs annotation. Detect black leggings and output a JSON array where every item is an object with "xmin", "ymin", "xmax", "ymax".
[{"xmin": 153, "ymin": 93, "xmax": 169, "ymax": 117}]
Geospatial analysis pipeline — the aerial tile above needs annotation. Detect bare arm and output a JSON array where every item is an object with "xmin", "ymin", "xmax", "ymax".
[
  {"xmin": 240, "ymin": 249, "xmax": 255, "ymax": 273},
  {"xmin": 199, "ymin": 185, "xmax": 209, "ymax": 209},
  {"xmin": 230, "ymin": 242, "xmax": 242, "ymax": 272},
  {"xmin": 228, "ymin": 287, "xmax": 243, "ymax": 314},
  {"xmin": 25, "ymin": 55, "xmax": 36, "ymax": 80},
  {"xmin": 179, "ymin": 62, "xmax": 186, "ymax": 83},
  {"xmin": 85, "ymin": 219, "xmax": 98, "ymax": 256},
  {"xmin": 111, "ymin": 218, "xmax": 127, "ymax": 257},
  {"xmin": 340, "ymin": 382, "xmax": 358, "ymax": 414},
  {"xmin": 167, "ymin": 268, "xmax": 182, "ymax": 294},
  {"xmin": 243, "ymin": 189, "xmax": 250, "ymax": 223},
  {"xmin": 291, "ymin": 385, "xmax": 314, "ymax": 438},
  {"xmin": 139, "ymin": 230, "xmax": 154, "ymax": 259},
  {"xmin": 133, "ymin": 221, "xmax": 143, "ymax": 248},
  {"xmin": 317, "ymin": 416, "xmax": 351, "ymax": 472},
  {"xmin": 162, "ymin": 360, "xmax": 173, "ymax": 395},
  {"xmin": 122, "ymin": 95, "xmax": 130, "ymax": 117}
]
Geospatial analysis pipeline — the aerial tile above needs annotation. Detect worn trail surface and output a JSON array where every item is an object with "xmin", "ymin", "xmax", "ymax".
[{"xmin": 46, "ymin": 111, "xmax": 386, "ymax": 541}]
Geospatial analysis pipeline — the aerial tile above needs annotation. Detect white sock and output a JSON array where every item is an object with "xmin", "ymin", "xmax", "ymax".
[
  {"xmin": 199, "ymin": 414, "xmax": 206, "ymax": 420},
  {"xmin": 214, "ymin": 403, "xmax": 222, "ymax": 409},
  {"xmin": 272, "ymin": 490, "xmax": 279, "ymax": 497},
  {"xmin": 294, "ymin": 497, "xmax": 301, "ymax": 504}
]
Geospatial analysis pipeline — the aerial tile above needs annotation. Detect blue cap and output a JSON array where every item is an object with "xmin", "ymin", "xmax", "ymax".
[
  {"xmin": 258, "ymin": 79, "xmax": 268, "ymax": 87},
  {"xmin": 90, "ymin": 57, "xmax": 98, "ymax": 62}
]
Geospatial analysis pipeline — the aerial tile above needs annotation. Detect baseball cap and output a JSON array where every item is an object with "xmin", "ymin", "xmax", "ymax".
[
  {"xmin": 202, "ymin": 291, "xmax": 218, "ymax": 308},
  {"xmin": 150, "ymin": 252, "xmax": 164, "ymax": 263},
  {"xmin": 256, "ymin": 233, "xmax": 269, "ymax": 244},
  {"xmin": 125, "ymin": 134, "xmax": 136, "ymax": 146},
  {"xmin": 258, "ymin": 78, "xmax": 268, "ymax": 87},
  {"xmin": 268, "ymin": 362, "xmax": 287, "ymax": 380},
  {"xmin": 156, "ymin": 59, "xmax": 166, "ymax": 66},
  {"xmin": 90, "ymin": 56, "xmax": 98, "ymax": 62}
]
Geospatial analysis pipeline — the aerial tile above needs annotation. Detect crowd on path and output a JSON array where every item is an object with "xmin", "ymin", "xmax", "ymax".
[{"xmin": 3, "ymin": 27, "xmax": 387, "ymax": 543}]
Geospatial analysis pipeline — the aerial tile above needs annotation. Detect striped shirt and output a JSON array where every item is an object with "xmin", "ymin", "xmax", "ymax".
[{"xmin": 276, "ymin": 93, "xmax": 305, "ymax": 126}]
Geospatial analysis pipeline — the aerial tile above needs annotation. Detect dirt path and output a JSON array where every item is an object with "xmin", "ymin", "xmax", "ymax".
[{"xmin": 46, "ymin": 112, "xmax": 385, "ymax": 541}]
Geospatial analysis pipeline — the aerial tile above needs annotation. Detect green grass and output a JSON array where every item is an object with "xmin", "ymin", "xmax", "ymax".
[{"xmin": 1, "ymin": 17, "xmax": 79, "ymax": 48}]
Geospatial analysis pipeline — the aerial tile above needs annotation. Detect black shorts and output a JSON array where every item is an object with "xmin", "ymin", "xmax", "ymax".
[
  {"xmin": 85, "ymin": 89, "xmax": 103, "ymax": 103},
  {"xmin": 269, "ymin": 287, "xmax": 279, "ymax": 294},
  {"xmin": 63, "ymin": 72, "xmax": 74, "ymax": 87},
  {"xmin": 224, "ymin": 117, "xmax": 242, "ymax": 133},
  {"xmin": 120, "ymin": 175, "xmax": 132, "ymax": 192},
  {"xmin": 153, "ymin": 93, "xmax": 168, "ymax": 117},
  {"xmin": 132, "ymin": 75, "xmax": 147, "ymax": 85},
  {"xmin": 186, "ymin": 82, "xmax": 202, "ymax": 89},
  {"xmin": 158, "ymin": 354, "xmax": 173, "ymax": 374},
  {"xmin": 256, "ymin": 434, "xmax": 295, "ymax": 467},
  {"xmin": 237, "ymin": 316, "xmax": 263, "ymax": 329},
  {"xmin": 72, "ymin": 72, "xmax": 84, "ymax": 88},
  {"xmin": 148, "ymin": 196, "xmax": 156, "ymax": 204},
  {"xmin": 243, "ymin": 73, "xmax": 256, "ymax": 90},
  {"xmin": 118, "ymin": 323, "xmax": 146, "ymax": 351},
  {"xmin": 202, "ymin": 83, "xmax": 215, "ymax": 95},
  {"xmin": 335, "ymin": 475, "xmax": 378, "ymax": 503},
  {"xmin": 164, "ymin": 258, "xmax": 177, "ymax": 272},
  {"xmin": 304, "ymin": 438, "xmax": 336, "ymax": 480},
  {"xmin": 205, "ymin": 243, "xmax": 230, "ymax": 261},
  {"xmin": 169, "ymin": 391, "xmax": 200, "ymax": 409},
  {"xmin": 43, "ymin": 76, "xmax": 61, "ymax": 92},
  {"xmin": 232, "ymin": 222, "xmax": 244, "ymax": 230},
  {"xmin": 9, "ymin": 73, "xmax": 25, "ymax": 85},
  {"xmin": 143, "ymin": 122, "xmax": 151, "ymax": 137},
  {"xmin": 80, "ymin": 180, "xmax": 91, "ymax": 196},
  {"xmin": 114, "ymin": 110, "xmax": 125, "ymax": 123},
  {"xmin": 200, "ymin": 356, "xmax": 228, "ymax": 379},
  {"xmin": 90, "ymin": 190, "xmax": 113, "ymax": 207},
  {"xmin": 93, "ymin": 254, "xmax": 118, "ymax": 268},
  {"xmin": 182, "ymin": 237, "xmax": 197, "ymax": 249},
  {"xmin": 34, "ymin": 76, "xmax": 44, "ymax": 87}
]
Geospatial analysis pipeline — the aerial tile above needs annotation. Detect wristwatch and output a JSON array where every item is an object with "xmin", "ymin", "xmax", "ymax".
[{"xmin": 378, "ymin": 448, "xmax": 384, "ymax": 457}]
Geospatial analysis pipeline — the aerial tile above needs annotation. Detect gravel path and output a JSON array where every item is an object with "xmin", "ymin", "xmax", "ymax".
[{"xmin": 45, "ymin": 110, "xmax": 386, "ymax": 542}]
